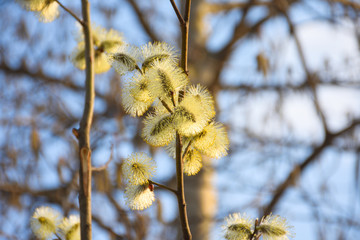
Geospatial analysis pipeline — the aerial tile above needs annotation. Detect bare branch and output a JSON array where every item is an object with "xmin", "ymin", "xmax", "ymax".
[
  {"xmin": 55, "ymin": 0, "xmax": 84, "ymax": 25},
  {"xmin": 263, "ymin": 118, "xmax": 360, "ymax": 215},
  {"xmin": 126, "ymin": 0, "xmax": 160, "ymax": 42}
]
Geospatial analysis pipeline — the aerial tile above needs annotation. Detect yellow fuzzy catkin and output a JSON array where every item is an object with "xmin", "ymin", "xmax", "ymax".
[
  {"xmin": 125, "ymin": 184, "xmax": 155, "ymax": 210},
  {"xmin": 71, "ymin": 44, "xmax": 112, "ymax": 73},
  {"xmin": 257, "ymin": 214, "xmax": 294, "ymax": 240},
  {"xmin": 183, "ymin": 149, "xmax": 202, "ymax": 176},
  {"xmin": 122, "ymin": 152, "xmax": 156, "ymax": 185},
  {"xmin": 141, "ymin": 42, "xmax": 178, "ymax": 71},
  {"xmin": 71, "ymin": 25, "xmax": 124, "ymax": 74},
  {"xmin": 174, "ymin": 84, "xmax": 215, "ymax": 137},
  {"xmin": 17, "ymin": 0, "xmax": 47, "ymax": 11},
  {"xmin": 17, "ymin": 0, "xmax": 60, "ymax": 23},
  {"xmin": 30, "ymin": 206, "xmax": 62, "ymax": 239},
  {"xmin": 146, "ymin": 60, "xmax": 188, "ymax": 101},
  {"xmin": 122, "ymin": 73, "xmax": 154, "ymax": 117},
  {"xmin": 36, "ymin": 1, "xmax": 59, "ymax": 23},
  {"xmin": 108, "ymin": 44, "xmax": 140, "ymax": 75},
  {"xmin": 222, "ymin": 213, "xmax": 253, "ymax": 240},
  {"xmin": 142, "ymin": 110, "xmax": 175, "ymax": 147},
  {"xmin": 193, "ymin": 122, "xmax": 229, "ymax": 159},
  {"xmin": 59, "ymin": 215, "xmax": 80, "ymax": 240}
]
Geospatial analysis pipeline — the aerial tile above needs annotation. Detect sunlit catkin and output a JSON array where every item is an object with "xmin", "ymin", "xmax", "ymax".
[
  {"xmin": 30, "ymin": 206, "xmax": 62, "ymax": 239},
  {"xmin": 222, "ymin": 213, "xmax": 253, "ymax": 240},
  {"xmin": 146, "ymin": 60, "xmax": 188, "ymax": 102},
  {"xmin": 121, "ymin": 73, "xmax": 154, "ymax": 117},
  {"xmin": 71, "ymin": 25, "xmax": 124, "ymax": 74},
  {"xmin": 193, "ymin": 122, "xmax": 229, "ymax": 159},
  {"xmin": 122, "ymin": 152, "xmax": 156, "ymax": 185},
  {"xmin": 173, "ymin": 85, "xmax": 214, "ymax": 137},
  {"xmin": 108, "ymin": 44, "xmax": 140, "ymax": 75},
  {"xmin": 59, "ymin": 215, "xmax": 80, "ymax": 240},
  {"xmin": 17, "ymin": 0, "xmax": 59, "ymax": 23},
  {"xmin": 125, "ymin": 184, "xmax": 155, "ymax": 210},
  {"xmin": 142, "ymin": 111, "xmax": 175, "ymax": 147},
  {"xmin": 141, "ymin": 42, "xmax": 178, "ymax": 71},
  {"xmin": 183, "ymin": 149, "xmax": 202, "ymax": 176},
  {"xmin": 257, "ymin": 214, "xmax": 294, "ymax": 240}
]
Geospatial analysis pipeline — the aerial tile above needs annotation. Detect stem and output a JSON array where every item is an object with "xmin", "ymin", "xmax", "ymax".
[
  {"xmin": 78, "ymin": 0, "xmax": 94, "ymax": 239},
  {"xmin": 182, "ymin": 139, "xmax": 192, "ymax": 160},
  {"xmin": 159, "ymin": 98, "xmax": 173, "ymax": 113},
  {"xmin": 180, "ymin": 0, "xmax": 192, "ymax": 74},
  {"xmin": 175, "ymin": 1, "xmax": 192, "ymax": 239},
  {"xmin": 170, "ymin": 0, "xmax": 185, "ymax": 25},
  {"xmin": 55, "ymin": 233, "xmax": 63, "ymax": 240},
  {"xmin": 149, "ymin": 180, "xmax": 177, "ymax": 195},
  {"xmin": 55, "ymin": 0, "xmax": 84, "ymax": 25},
  {"xmin": 176, "ymin": 133, "xmax": 192, "ymax": 240}
]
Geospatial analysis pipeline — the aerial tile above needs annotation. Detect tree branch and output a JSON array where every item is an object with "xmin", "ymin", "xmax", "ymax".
[
  {"xmin": 55, "ymin": 0, "xmax": 84, "ymax": 25},
  {"xmin": 0, "ymin": 61, "xmax": 106, "ymax": 99},
  {"xmin": 126, "ymin": 0, "xmax": 160, "ymax": 42},
  {"xmin": 170, "ymin": 0, "xmax": 185, "ymax": 25},
  {"xmin": 149, "ymin": 180, "xmax": 177, "ymax": 195},
  {"xmin": 78, "ymin": 0, "xmax": 95, "ymax": 239},
  {"xmin": 263, "ymin": 118, "xmax": 360, "ymax": 215},
  {"xmin": 174, "ymin": 0, "xmax": 193, "ymax": 239}
]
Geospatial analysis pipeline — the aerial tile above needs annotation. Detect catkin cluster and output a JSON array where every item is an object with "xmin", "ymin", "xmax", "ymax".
[
  {"xmin": 16, "ymin": 0, "xmax": 60, "ymax": 22},
  {"xmin": 30, "ymin": 206, "xmax": 80, "ymax": 240},
  {"xmin": 13, "ymin": 6, "xmax": 294, "ymax": 236},
  {"xmin": 222, "ymin": 213, "xmax": 294, "ymax": 240},
  {"xmin": 102, "ymin": 38, "xmax": 229, "ymax": 210}
]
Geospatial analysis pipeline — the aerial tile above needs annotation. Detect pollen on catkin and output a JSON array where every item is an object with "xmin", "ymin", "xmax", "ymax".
[
  {"xmin": 146, "ymin": 60, "xmax": 188, "ymax": 100},
  {"xmin": 17, "ymin": 0, "xmax": 60, "ymax": 23},
  {"xmin": 71, "ymin": 25, "xmax": 124, "ymax": 74},
  {"xmin": 71, "ymin": 43, "xmax": 111, "ymax": 74},
  {"xmin": 257, "ymin": 214, "xmax": 294, "ymax": 240},
  {"xmin": 122, "ymin": 73, "xmax": 154, "ymax": 117},
  {"xmin": 36, "ymin": 1, "xmax": 59, "ymax": 23},
  {"xmin": 141, "ymin": 42, "xmax": 178, "ymax": 71},
  {"xmin": 59, "ymin": 215, "xmax": 80, "ymax": 240},
  {"xmin": 183, "ymin": 149, "xmax": 202, "ymax": 176},
  {"xmin": 222, "ymin": 213, "xmax": 253, "ymax": 240},
  {"xmin": 173, "ymin": 85, "xmax": 215, "ymax": 137},
  {"xmin": 17, "ymin": 0, "xmax": 47, "ymax": 11},
  {"xmin": 193, "ymin": 122, "xmax": 229, "ymax": 159},
  {"xmin": 125, "ymin": 184, "xmax": 155, "ymax": 210},
  {"xmin": 122, "ymin": 152, "xmax": 156, "ymax": 185},
  {"xmin": 30, "ymin": 206, "xmax": 62, "ymax": 240},
  {"xmin": 108, "ymin": 44, "xmax": 140, "ymax": 75},
  {"xmin": 142, "ymin": 111, "xmax": 175, "ymax": 147}
]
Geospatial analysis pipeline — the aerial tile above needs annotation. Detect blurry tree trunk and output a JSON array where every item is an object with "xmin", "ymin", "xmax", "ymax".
[
  {"xmin": 183, "ymin": 1, "xmax": 219, "ymax": 239},
  {"xmin": 185, "ymin": 158, "xmax": 217, "ymax": 240}
]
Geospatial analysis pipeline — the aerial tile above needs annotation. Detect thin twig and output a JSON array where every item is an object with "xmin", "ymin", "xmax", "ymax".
[
  {"xmin": 159, "ymin": 98, "xmax": 173, "ymax": 113},
  {"xmin": 92, "ymin": 146, "xmax": 113, "ymax": 172},
  {"xmin": 263, "ymin": 118, "xmax": 360, "ymax": 215},
  {"xmin": 182, "ymin": 140, "xmax": 192, "ymax": 160},
  {"xmin": 92, "ymin": 155, "xmax": 113, "ymax": 172},
  {"xmin": 171, "ymin": 91, "xmax": 177, "ymax": 107},
  {"xmin": 55, "ymin": 0, "xmax": 84, "ymax": 25},
  {"xmin": 78, "ymin": 0, "xmax": 95, "ymax": 239},
  {"xmin": 282, "ymin": 11, "xmax": 329, "ymax": 133},
  {"xmin": 55, "ymin": 233, "xmax": 63, "ymax": 240},
  {"xmin": 126, "ymin": 0, "xmax": 160, "ymax": 41},
  {"xmin": 176, "ymin": 1, "xmax": 192, "ymax": 239},
  {"xmin": 170, "ymin": 0, "xmax": 185, "ymax": 25},
  {"xmin": 149, "ymin": 180, "xmax": 177, "ymax": 195}
]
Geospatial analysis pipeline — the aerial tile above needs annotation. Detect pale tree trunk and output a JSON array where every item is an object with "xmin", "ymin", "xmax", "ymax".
[
  {"xmin": 184, "ymin": 158, "xmax": 217, "ymax": 240},
  {"xmin": 182, "ymin": 1, "xmax": 219, "ymax": 239}
]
